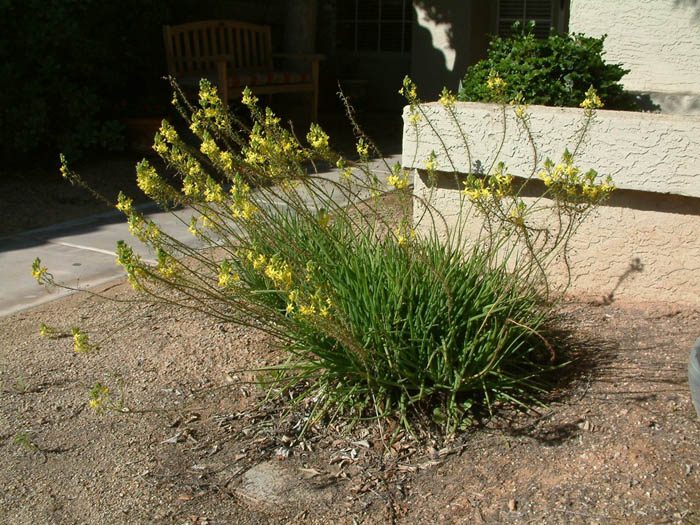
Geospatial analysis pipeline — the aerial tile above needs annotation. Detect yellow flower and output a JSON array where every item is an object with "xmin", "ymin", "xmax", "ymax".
[
  {"xmin": 299, "ymin": 304, "xmax": 316, "ymax": 316},
  {"xmin": 425, "ymin": 152, "xmax": 438, "ymax": 172},
  {"xmin": 486, "ymin": 71, "xmax": 507, "ymax": 91},
  {"xmin": 356, "ymin": 138, "xmax": 369, "ymax": 159},
  {"xmin": 394, "ymin": 225, "xmax": 416, "ymax": 246},
  {"xmin": 136, "ymin": 164, "xmax": 157, "ymax": 195},
  {"xmin": 200, "ymin": 137, "xmax": 220, "ymax": 158},
  {"xmin": 217, "ymin": 260, "xmax": 240, "ymax": 288},
  {"xmin": 253, "ymin": 254, "xmax": 266, "ymax": 270},
  {"xmin": 242, "ymin": 201, "xmax": 258, "ymax": 220},
  {"xmin": 89, "ymin": 383, "xmax": 110, "ymax": 412},
  {"xmin": 204, "ymin": 177, "xmax": 225, "ymax": 203},
  {"xmin": 31, "ymin": 258, "xmax": 48, "ymax": 284},
  {"xmin": 438, "ymin": 87, "xmax": 456, "ymax": 108},
  {"xmin": 198, "ymin": 80, "xmax": 220, "ymax": 105},
  {"xmin": 231, "ymin": 200, "xmax": 258, "ymax": 220},
  {"xmin": 156, "ymin": 248, "xmax": 178, "ymax": 279},
  {"xmin": 264, "ymin": 107, "xmax": 281, "ymax": 127},
  {"xmin": 188, "ymin": 216, "xmax": 200, "ymax": 237},
  {"xmin": 565, "ymin": 164, "xmax": 579, "ymax": 177},
  {"xmin": 241, "ymin": 87, "xmax": 258, "ymax": 106},
  {"xmin": 39, "ymin": 323, "xmax": 59, "ymax": 338},
  {"xmin": 307, "ymin": 124, "xmax": 330, "ymax": 150},
  {"xmin": 580, "ymin": 86, "xmax": 603, "ymax": 110},
  {"xmin": 72, "ymin": 327, "xmax": 97, "ymax": 353},
  {"xmin": 159, "ymin": 120, "xmax": 179, "ymax": 143},
  {"xmin": 508, "ymin": 204, "xmax": 526, "ymax": 227},
  {"xmin": 264, "ymin": 257, "xmax": 294, "ymax": 289},
  {"xmin": 461, "ymin": 178, "xmax": 492, "ymax": 201},
  {"xmin": 136, "ymin": 160, "xmax": 170, "ymax": 201},
  {"xmin": 388, "ymin": 166, "xmax": 410, "ymax": 190},
  {"xmin": 116, "ymin": 192, "xmax": 134, "ymax": 214},
  {"xmin": 220, "ymin": 151, "xmax": 234, "ymax": 171},
  {"xmin": 409, "ymin": 110, "xmax": 422, "ymax": 125},
  {"xmin": 189, "ymin": 119, "xmax": 203, "ymax": 136},
  {"xmin": 399, "ymin": 76, "xmax": 418, "ymax": 103},
  {"xmin": 152, "ymin": 134, "xmax": 168, "ymax": 155},
  {"xmin": 245, "ymin": 150, "xmax": 265, "ymax": 166},
  {"xmin": 115, "ymin": 242, "xmax": 147, "ymax": 292}
]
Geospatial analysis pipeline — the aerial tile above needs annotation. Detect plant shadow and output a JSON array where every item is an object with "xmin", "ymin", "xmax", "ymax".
[{"xmin": 460, "ymin": 312, "xmax": 620, "ymax": 446}]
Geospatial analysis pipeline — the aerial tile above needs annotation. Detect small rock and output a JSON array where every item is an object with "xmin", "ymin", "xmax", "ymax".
[{"xmin": 237, "ymin": 461, "xmax": 335, "ymax": 506}]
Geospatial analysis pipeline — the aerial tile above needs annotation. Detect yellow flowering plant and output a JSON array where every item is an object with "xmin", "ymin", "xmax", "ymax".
[
  {"xmin": 404, "ymin": 74, "xmax": 615, "ymax": 299},
  {"xmin": 88, "ymin": 379, "xmax": 128, "ymax": 413},
  {"xmin": 37, "ymin": 73, "xmax": 612, "ymax": 435}
]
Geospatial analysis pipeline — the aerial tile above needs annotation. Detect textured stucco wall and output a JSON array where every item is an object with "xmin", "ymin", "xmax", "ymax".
[
  {"xmin": 404, "ymin": 102, "xmax": 700, "ymax": 305},
  {"xmin": 403, "ymin": 102, "xmax": 700, "ymax": 198},
  {"xmin": 569, "ymin": 0, "xmax": 700, "ymax": 113}
]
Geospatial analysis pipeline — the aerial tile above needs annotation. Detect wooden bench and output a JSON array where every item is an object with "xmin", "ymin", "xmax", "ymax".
[{"xmin": 163, "ymin": 20, "xmax": 323, "ymax": 122}]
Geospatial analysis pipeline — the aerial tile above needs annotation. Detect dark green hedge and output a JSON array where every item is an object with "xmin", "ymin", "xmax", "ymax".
[
  {"xmin": 0, "ymin": 0, "xmax": 175, "ymax": 163},
  {"xmin": 457, "ymin": 23, "xmax": 639, "ymax": 111}
]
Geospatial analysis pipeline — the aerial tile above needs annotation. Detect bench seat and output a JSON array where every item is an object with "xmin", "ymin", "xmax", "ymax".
[{"xmin": 163, "ymin": 20, "xmax": 322, "ymax": 121}]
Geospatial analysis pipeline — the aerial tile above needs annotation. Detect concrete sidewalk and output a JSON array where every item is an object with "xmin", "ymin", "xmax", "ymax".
[
  {"xmin": 0, "ymin": 204, "xmax": 205, "ymax": 317},
  {"xmin": 0, "ymin": 155, "xmax": 401, "ymax": 317}
]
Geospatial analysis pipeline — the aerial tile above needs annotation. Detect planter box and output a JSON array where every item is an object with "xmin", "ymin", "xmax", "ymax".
[{"xmin": 403, "ymin": 102, "xmax": 700, "ymax": 305}]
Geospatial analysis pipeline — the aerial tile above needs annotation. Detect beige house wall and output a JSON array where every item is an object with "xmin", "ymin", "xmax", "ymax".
[
  {"xmin": 569, "ymin": 0, "xmax": 700, "ymax": 114},
  {"xmin": 403, "ymin": 102, "xmax": 700, "ymax": 305}
]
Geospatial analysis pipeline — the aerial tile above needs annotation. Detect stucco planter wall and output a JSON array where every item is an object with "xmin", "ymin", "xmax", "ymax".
[
  {"xmin": 569, "ymin": 0, "xmax": 700, "ymax": 115},
  {"xmin": 403, "ymin": 102, "xmax": 700, "ymax": 305}
]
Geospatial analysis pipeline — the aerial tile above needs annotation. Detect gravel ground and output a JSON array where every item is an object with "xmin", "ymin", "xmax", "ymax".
[
  {"xmin": 1, "ymin": 266, "xmax": 699, "ymax": 524},
  {"xmin": 1, "ymin": 117, "xmax": 699, "ymax": 524}
]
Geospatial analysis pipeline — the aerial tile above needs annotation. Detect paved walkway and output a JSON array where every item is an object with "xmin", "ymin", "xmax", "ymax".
[{"xmin": 0, "ymin": 155, "xmax": 401, "ymax": 317}]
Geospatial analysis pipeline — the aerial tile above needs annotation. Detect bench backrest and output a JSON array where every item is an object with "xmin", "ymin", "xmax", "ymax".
[{"xmin": 163, "ymin": 20, "xmax": 273, "ymax": 77}]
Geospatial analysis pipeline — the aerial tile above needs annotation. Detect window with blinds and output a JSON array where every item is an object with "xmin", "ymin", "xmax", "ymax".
[
  {"xmin": 498, "ymin": 0, "xmax": 554, "ymax": 39},
  {"xmin": 335, "ymin": 0, "xmax": 413, "ymax": 53}
]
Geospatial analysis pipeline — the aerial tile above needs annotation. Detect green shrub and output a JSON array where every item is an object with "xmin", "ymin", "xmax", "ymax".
[
  {"xmin": 37, "ymin": 77, "xmax": 614, "ymax": 434},
  {"xmin": 0, "ymin": 0, "xmax": 169, "ymax": 163},
  {"xmin": 235, "ymin": 206, "xmax": 552, "ymax": 430},
  {"xmin": 457, "ymin": 22, "xmax": 639, "ymax": 110}
]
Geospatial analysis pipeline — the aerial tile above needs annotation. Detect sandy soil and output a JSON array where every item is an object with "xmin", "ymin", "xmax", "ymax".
[
  {"xmin": 2, "ymin": 125, "xmax": 699, "ymax": 524},
  {"xmin": 1, "ymin": 267, "xmax": 699, "ymax": 524}
]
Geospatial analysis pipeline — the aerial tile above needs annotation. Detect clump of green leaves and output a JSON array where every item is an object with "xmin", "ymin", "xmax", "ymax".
[
  {"xmin": 458, "ymin": 22, "xmax": 638, "ymax": 110},
  {"xmin": 244, "ymin": 207, "xmax": 554, "ymax": 432},
  {"xmin": 13, "ymin": 432, "xmax": 39, "ymax": 452}
]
